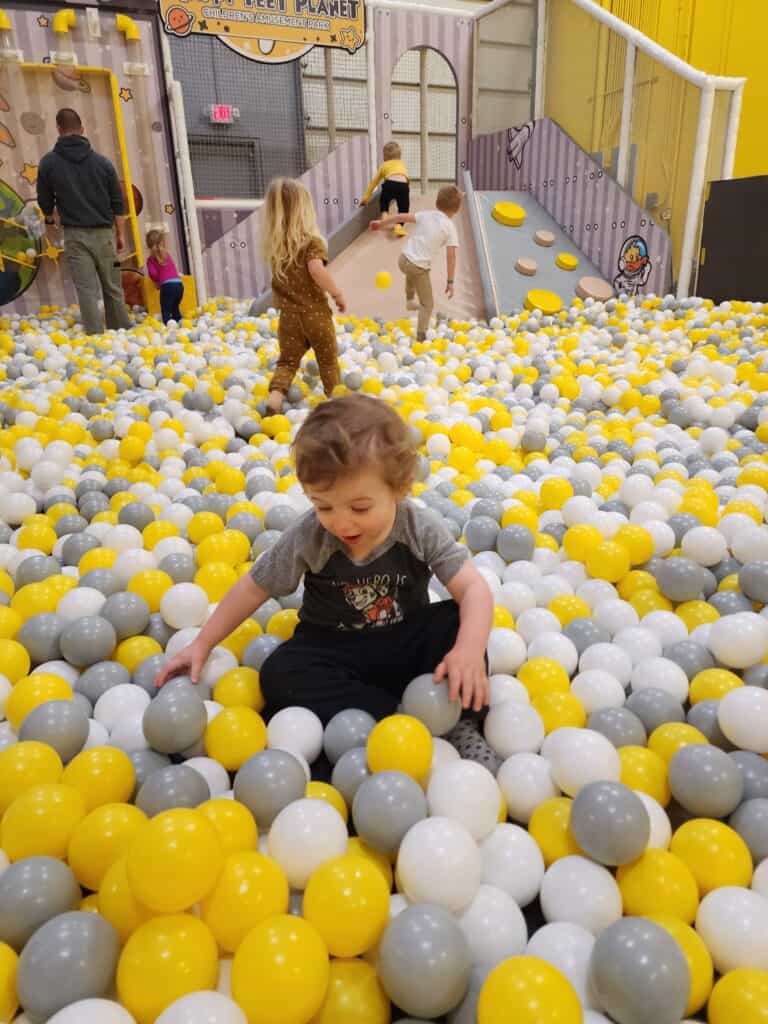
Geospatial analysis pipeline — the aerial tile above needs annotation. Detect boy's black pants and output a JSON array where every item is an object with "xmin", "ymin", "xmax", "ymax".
[{"xmin": 260, "ymin": 600, "xmax": 460, "ymax": 724}]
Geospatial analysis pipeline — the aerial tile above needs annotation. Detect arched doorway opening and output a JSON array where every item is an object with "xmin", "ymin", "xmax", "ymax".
[{"xmin": 390, "ymin": 47, "xmax": 458, "ymax": 196}]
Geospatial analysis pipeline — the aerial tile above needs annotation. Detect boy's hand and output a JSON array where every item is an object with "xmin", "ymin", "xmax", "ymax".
[
  {"xmin": 445, "ymin": 284, "xmax": 455, "ymax": 299},
  {"xmin": 369, "ymin": 219, "xmax": 383, "ymax": 232},
  {"xmin": 434, "ymin": 644, "xmax": 489, "ymax": 711},
  {"xmin": 155, "ymin": 640, "xmax": 209, "ymax": 688},
  {"xmin": 333, "ymin": 292, "xmax": 347, "ymax": 313}
]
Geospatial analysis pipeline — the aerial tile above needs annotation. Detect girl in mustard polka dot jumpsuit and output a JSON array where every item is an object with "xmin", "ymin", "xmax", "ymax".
[{"xmin": 263, "ymin": 179, "xmax": 346, "ymax": 413}]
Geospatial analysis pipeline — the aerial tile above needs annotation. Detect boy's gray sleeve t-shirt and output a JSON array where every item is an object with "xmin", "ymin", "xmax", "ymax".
[{"xmin": 250, "ymin": 501, "xmax": 468, "ymax": 630}]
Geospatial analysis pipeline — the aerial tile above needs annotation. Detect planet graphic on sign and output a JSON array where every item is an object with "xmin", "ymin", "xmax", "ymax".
[{"xmin": 165, "ymin": 6, "xmax": 195, "ymax": 36}]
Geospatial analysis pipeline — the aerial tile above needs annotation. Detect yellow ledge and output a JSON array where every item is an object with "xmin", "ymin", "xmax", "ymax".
[
  {"xmin": 492, "ymin": 201, "xmax": 526, "ymax": 227},
  {"xmin": 52, "ymin": 8, "xmax": 76, "ymax": 33},
  {"xmin": 115, "ymin": 14, "xmax": 141, "ymax": 42}
]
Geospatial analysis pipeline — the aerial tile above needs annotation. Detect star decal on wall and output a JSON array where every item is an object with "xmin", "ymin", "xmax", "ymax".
[
  {"xmin": 119, "ymin": 87, "xmax": 133, "ymax": 103},
  {"xmin": 37, "ymin": 15, "xmax": 49, "ymax": 27},
  {"xmin": 20, "ymin": 162, "xmax": 38, "ymax": 185},
  {"xmin": 164, "ymin": 203, "xmax": 175, "ymax": 215}
]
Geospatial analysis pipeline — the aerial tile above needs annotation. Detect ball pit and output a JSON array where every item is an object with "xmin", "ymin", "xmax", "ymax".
[{"xmin": 0, "ymin": 293, "xmax": 767, "ymax": 1022}]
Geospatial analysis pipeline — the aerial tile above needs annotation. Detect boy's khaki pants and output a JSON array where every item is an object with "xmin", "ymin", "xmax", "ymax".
[{"xmin": 398, "ymin": 253, "xmax": 433, "ymax": 339}]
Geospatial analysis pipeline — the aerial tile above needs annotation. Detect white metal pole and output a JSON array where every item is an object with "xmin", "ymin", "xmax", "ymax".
[
  {"xmin": 420, "ymin": 47, "xmax": 429, "ymax": 194},
  {"xmin": 324, "ymin": 48, "xmax": 337, "ymax": 152},
  {"xmin": 677, "ymin": 81, "xmax": 715, "ymax": 300},
  {"xmin": 616, "ymin": 40, "xmax": 635, "ymax": 189},
  {"xmin": 534, "ymin": 0, "xmax": 547, "ymax": 119},
  {"xmin": 366, "ymin": 2, "xmax": 378, "ymax": 180},
  {"xmin": 721, "ymin": 81, "xmax": 744, "ymax": 180},
  {"xmin": 159, "ymin": 30, "xmax": 208, "ymax": 303}
]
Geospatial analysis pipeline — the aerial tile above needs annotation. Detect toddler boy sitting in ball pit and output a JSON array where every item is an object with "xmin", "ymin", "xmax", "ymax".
[{"xmin": 157, "ymin": 394, "xmax": 496, "ymax": 764}]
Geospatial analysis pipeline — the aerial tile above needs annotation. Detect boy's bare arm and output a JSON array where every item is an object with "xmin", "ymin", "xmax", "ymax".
[
  {"xmin": 446, "ymin": 245, "xmax": 457, "ymax": 298},
  {"xmin": 370, "ymin": 213, "xmax": 417, "ymax": 230}
]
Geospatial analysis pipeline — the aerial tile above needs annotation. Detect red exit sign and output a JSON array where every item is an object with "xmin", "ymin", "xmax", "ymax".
[{"xmin": 209, "ymin": 104, "xmax": 239, "ymax": 124}]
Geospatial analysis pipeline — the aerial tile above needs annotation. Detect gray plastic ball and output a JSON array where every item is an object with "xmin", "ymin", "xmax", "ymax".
[
  {"xmin": 402, "ymin": 673, "xmax": 462, "ymax": 736},
  {"xmin": 0, "ymin": 857, "xmax": 81, "ymax": 951},
  {"xmin": 78, "ymin": 569, "xmax": 122, "ymax": 596},
  {"xmin": 589, "ymin": 916, "xmax": 690, "ymax": 1024},
  {"xmin": 18, "ymin": 612, "xmax": 65, "ymax": 664},
  {"xmin": 744, "ymin": 663, "xmax": 768, "ymax": 689},
  {"xmin": 729, "ymin": 798, "xmax": 768, "ymax": 862},
  {"xmin": 496, "ymin": 525, "xmax": 535, "ymax": 563},
  {"xmin": 464, "ymin": 516, "xmax": 500, "ymax": 554},
  {"xmin": 265, "ymin": 505, "xmax": 298, "ymax": 532},
  {"xmin": 158, "ymin": 552, "xmax": 197, "ymax": 583},
  {"xmin": 55, "ymin": 514, "xmax": 88, "ymax": 538},
  {"xmin": 730, "ymin": 750, "xmax": 768, "ymax": 799},
  {"xmin": 142, "ymin": 680, "xmax": 207, "ymax": 754},
  {"xmin": 133, "ymin": 653, "xmax": 168, "ymax": 693},
  {"xmin": 118, "ymin": 502, "xmax": 154, "ymax": 531},
  {"xmin": 19, "ymin": 699, "xmax": 89, "ymax": 763},
  {"xmin": 626, "ymin": 688, "xmax": 685, "ymax": 733},
  {"xmin": 75, "ymin": 661, "xmax": 130, "ymax": 703},
  {"xmin": 352, "ymin": 770, "xmax": 428, "ymax": 857},
  {"xmin": 447, "ymin": 964, "xmax": 493, "ymax": 1024},
  {"xmin": 227, "ymin": 512, "xmax": 263, "ymax": 543},
  {"xmin": 739, "ymin": 562, "xmax": 768, "ymax": 603},
  {"xmin": 100, "ymin": 591, "xmax": 151, "ymax": 642},
  {"xmin": 242, "ymin": 633, "xmax": 283, "ymax": 670},
  {"xmin": 564, "ymin": 618, "xmax": 611, "ymax": 654},
  {"xmin": 145, "ymin": 612, "xmax": 175, "ymax": 649},
  {"xmin": 233, "ymin": 749, "xmax": 307, "ymax": 829},
  {"xmin": 378, "ymin": 904, "xmax": 471, "ymax": 1019},
  {"xmin": 587, "ymin": 707, "xmax": 648, "ymax": 748},
  {"xmin": 15, "ymin": 555, "xmax": 60, "ymax": 589},
  {"xmin": 687, "ymin": 700, "xmax": 733, "ymax": 749},
  {"xmin": 61, "ymin": 532, "xmax": 100, "ymax": 566},
  {"xmin": 128, "ymin": 748, "xmax": 171, "ymax": 789},
  {"xmin": 17, "ymin": 911, "xmax": 120, "ymax": 1023},
  {"xmin": 331, "ymin": 746, "xmax": 371, "ymax": 806},
  {"xmin": 668, "ymin": 743, "xmax": 743, "ymax": 818},
  {"xmin": 59, "ymin": 616, "xmax": 117, "ymax": 668},
  {"xmin": 323, "ymin": 709, "xmax": 376, "ymax": 765},
  {"xmin": 135, "ymin": 764, "xmax": 210, "ymax": 816},
  {"xmin": 655, "ymin": 558, "xmax": 706, "ymax": 602},
  {"xmin": 663, "ymin": 640, "xmax": 715, "ymax": 679},
  {"xmin": 667, "ymin": 513, "xmax": 701, "ymax": 546},
  {"xmin": 570, "ymin": 781, "xmax": 650, "ymax": 866},
  {"xmin": 708, "ymin": 590, "xmax": 753, "ymax": 616}
]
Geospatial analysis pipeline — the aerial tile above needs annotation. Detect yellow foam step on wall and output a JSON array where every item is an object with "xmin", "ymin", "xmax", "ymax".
[{"xmin": 492, "ymin": 202, "xmax": 526, "ymax": 227}]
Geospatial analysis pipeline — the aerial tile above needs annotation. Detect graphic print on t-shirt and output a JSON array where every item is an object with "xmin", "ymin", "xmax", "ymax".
[{"xmin": 342, "ymin": 577, "xmax": 403, "ymax": 627}]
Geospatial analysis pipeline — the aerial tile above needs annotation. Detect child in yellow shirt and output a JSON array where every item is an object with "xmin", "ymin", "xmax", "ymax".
[{"xmin": 361, "ymin": 141, "xmax": 409, "ymax": 237}]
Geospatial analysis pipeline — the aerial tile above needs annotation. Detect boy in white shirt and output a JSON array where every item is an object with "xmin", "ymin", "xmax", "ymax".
[{"xmin": 370, "ymin": 185, "xmax": 461, "ymax": 340}]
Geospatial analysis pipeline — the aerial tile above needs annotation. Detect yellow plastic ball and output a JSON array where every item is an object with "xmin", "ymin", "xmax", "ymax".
[
  {"xmin": 16, "ymin": 522, "xmax": 57, "ymax": 554},
  {"xmin": 196, "ymin": 529, "xmax": 250, "ymax": 567},
  {"xmin": 375, "ymin": 271, "xmax": 392, "ymax": 290},
  {"xmin": 585, "ymin": 540, "xmax": 631, "ymax": 582},
  {"xmin": 115, "ymin": 635, "xmax": 163, "ymax": 675},
  {"xmin": 708, "ymin": 969, "xmax": 768, "ymax": 1024},
  {"xmin": 675, "ymin": 600, "xmax": 720, "ymax": 631},
  {"xmin": 518, "ymin": 658, "xmax": 570, "ymax": 700},
  {"xmin": 478, "ymin": 956, "xmax": 582, "ymax": 1024},
  {"xmin": 142, "ymin": 520, "xmax": 180, "ymax": 550},
  {"xmin": 548, "ymin": 595, "xmax": 591, "ymax": 627},
  {"xmin": 617, "ymin": 570, "xmax": 658, "ymax": 600},
  {"xmin": 0, "ymin": 782, "xmax": 86, "ymax": 861},
  {"xmin": 213, "ymin": 666, "xmax": 264, "ymax": 711},
  {"xmin": 689, "ymin": 668, "xmax": 743, "ymax": 704},
  {"xmin": 204, "ymin": 707, "xmax": 267, "ymax": 771},
  {"xmin": 540, "ymin": 478, "xmax": 574, "ymax": 511},
  {"xmin": 645, "ymin": 913, "xmax": 713, "ymax": 1017},
  {"xmin": 0, "ymin": 740, "xmax": 63, "ymax": 814},
  {"xmin": 366, "ymin": 714, "xmax": 433, "ymax": 783},
  {"xmin": 6, "ymin": 672, "xmax": 72, "ymax": 732},
  {"xmin": 117, "ymin": 914, "xmax": 219, "ymax": 1024},
  {"xmin": 0, "ymin": 569, "xmax": 14, "ymax": 598},
  {"xmin": 563, "ymin": 524, "xmax": 603, "ymax": 562},
  {"xmin": 67, "ymin": 802, "xmax": 147, "ymax": 891},
  {"xmin": 670, "ymin": 818, "xmax": 753, "ymax": 895},
  {"xmin": 0, "ymin": 942, "xmax": 18, "ymax": 1023},
  {"xmin": 216, "ymin": 466, "xmax": 246, "ymax": 495},
  {"xmin": 303, "ymin": 854, "xmax": 390, "ymax": 958},
  {"xmin": 346, "ymin": 837, "xmax": 394, "ymax": 889},
  {"xmin": 231, "ymin": 914, "xmax": 330, "ymax": 1024},
  {"xmin": 198, "ymin": 797, "xmax": 258, "ymax": 857},
  {"xmin": 11, "ymin": 582, "xmax": 59, "ymax": 619},
  {"xmin": 98, "ymin": 856, "xmax": 154, "ymax": 942},
  {"xmin": 528, "ymin": 797, "xmax": 582, "ymax": 866},
  {"xmin": 267, "ymin": 608, "xmax": 300, "ymax": 641},
  {"xmin": 0, "ymin": 638, "xmax": 30, "ymax": 682},
  {"xmin": 306, "ymin": 780, "xmax": 348, "ymax": 823},
  {"xmin": 78, "ymin": 546, "xmax": 117, "ymax": 575},
  {"xmin": 0, "ymin": 607, "xmax": 21, "ymax": 641},
  {"xmin": 127, "ymin": 569, "xmax": 173, "ymax": 613},
  {"xmin": 648, "ymin": 723, "xmax": 708, "ymax": 764},
  {"xmin": 614, "ymin": 524, "xmax": 655, "ymax": 565},
  {"xmin": 119, "ymin": 436, "xmax": 147, "ymax": 464},
  {"xmin": 617, "ymin": 849, "xmax": 699, "ymax": 923},
  {"xmin": 62, "ymin": 745, "xmax": 136, "ymax": 811},
  {"xmin": 311, "ymin": 958, "xmax": 390, "ymax": 1024},
  {"xmin": 188, "ymin": 511, "xmax": 225, "ymax": 544},
  {"xmin": 201, "ymin": 850, "xmax": 289, "ymax": 953},
  {"xmin": 220, "ymin": 618, "xmax": 263, "ymax": 660},
  {"xmin": 195, "ymin": 562, "xmax": 238, "ymax": 602},
  {"xmin": 492, "ymin": 606, "xmax": 515, "ymax": 629},
  {"xmin": 619, "ymin": 745, "xmax": 670, "ymax": 805},
  {"xmin": 533, "ymin": 691, "xmax": 587, "ymax": 733},
  {"xmin": 127, "ymin": 808, "xmax": 224, "ymax": 914}
]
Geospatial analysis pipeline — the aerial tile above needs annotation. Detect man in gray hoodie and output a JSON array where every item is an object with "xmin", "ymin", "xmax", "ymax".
[{"xmin": 37, "ymin": 108, "xmax": 131, "ymax": 334}]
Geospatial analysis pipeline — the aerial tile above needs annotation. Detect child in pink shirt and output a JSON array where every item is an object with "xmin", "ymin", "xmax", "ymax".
[{"xmin": 146, "ymin": 228, "xmax": 184, "ymax": 324}]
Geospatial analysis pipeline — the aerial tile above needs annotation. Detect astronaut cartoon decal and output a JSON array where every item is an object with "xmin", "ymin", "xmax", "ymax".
[{"xmin": 613, "ymin": 235, "xmax": 652, "ymax": 296}]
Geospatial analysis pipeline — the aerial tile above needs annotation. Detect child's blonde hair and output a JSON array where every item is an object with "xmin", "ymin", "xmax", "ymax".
[
  {"xmin": 383, "ymin": 141, "xmax": 401, "ymax": 160},
  {"xmin": 262, "ymin": 178, "xmax": 322, "ymax": 283},
  {"xmin": 146, "ymin": 228, "xmax": 166, "ymax": 251},
  {"xmin": 436, "ymin": 185, "xmax": 463, "ymax": 214}
]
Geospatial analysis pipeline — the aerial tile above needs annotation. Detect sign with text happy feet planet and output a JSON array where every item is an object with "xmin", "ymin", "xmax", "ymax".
[{"xmin": 159, "ymin": 0, "xmax": 365, "ymax": 64}]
